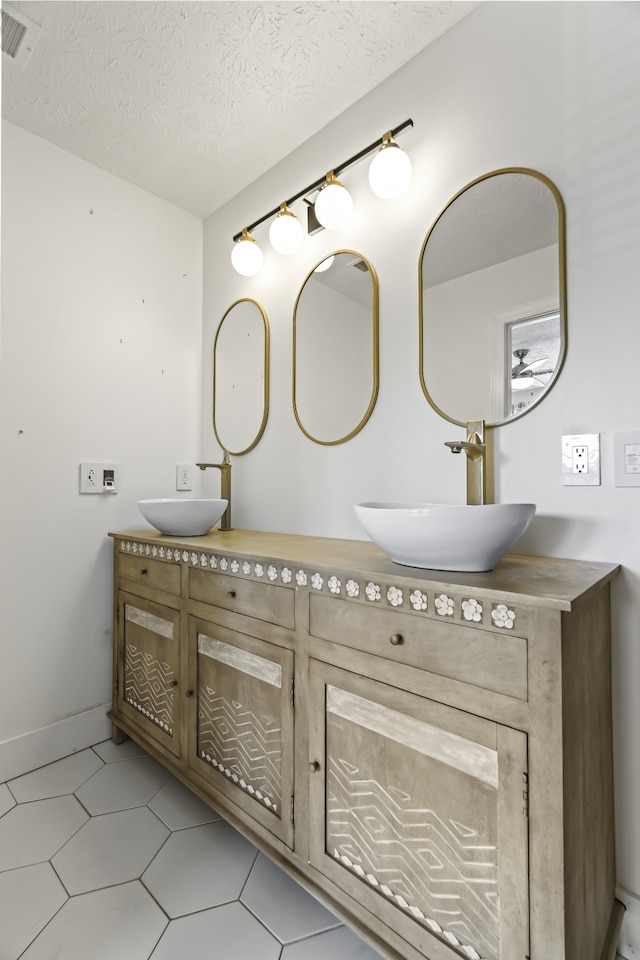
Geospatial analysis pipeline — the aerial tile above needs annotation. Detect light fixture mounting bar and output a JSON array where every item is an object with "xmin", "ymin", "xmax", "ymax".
[{"xmin": 232, "ymin": 118, "xmax": 413, "ymax": 242}]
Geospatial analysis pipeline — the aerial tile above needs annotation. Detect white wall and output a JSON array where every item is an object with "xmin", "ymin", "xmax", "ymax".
[
  {"xmin": 0, "ymin": 122, "xmax": 203, "ymax": 779},
  {"xmin": 201, "ymin": 2, "xmax": 640, "ymax": 952}
]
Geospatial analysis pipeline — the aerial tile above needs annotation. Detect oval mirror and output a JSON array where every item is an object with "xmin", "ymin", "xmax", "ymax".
[
  {"xmin": 293, "ymin": 251, "xmax": 379, "ymax": 445},
  {"xmin": 419, "ymin": 168, "xmax": 566, "ymax": 426},
  {"xmin": 212, "ymin": 298, "xmax": 269, "ymax": 455}
]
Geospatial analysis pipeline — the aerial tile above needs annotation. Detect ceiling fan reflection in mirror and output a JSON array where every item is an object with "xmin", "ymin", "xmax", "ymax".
[{"xmin": 511, "ymin": 348, "xmax": 554, "ymax": 391}]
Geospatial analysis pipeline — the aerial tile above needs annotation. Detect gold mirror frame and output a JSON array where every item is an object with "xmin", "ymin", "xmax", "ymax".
[
  {"xmin": 419, "ymin": 168, "xmax": 567, "ymax": 428},
  {"xmin": 212, "ymin": 298, "xmax": 270, "ymax": 456},
  {"xmin": 293, "ymin": 250, "xmax": 380, "ymax": 445}
]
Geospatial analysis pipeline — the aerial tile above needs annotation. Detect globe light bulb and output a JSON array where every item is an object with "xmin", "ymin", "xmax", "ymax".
[
  {"xmin": 268, "ymin": 203, "xmax": 304, "ymax": 255},
  {"xmin": 314, "ymin": 172, "xmax": 353, "ymax": 230},
  {"xmin": 231, "ymin": 229, "xmax": 263, "ymax": 277},
  {"xmin": 314, "ymin": 255, "xmax": 335, "ymax": 273},
  {"xmin": 368, "ymin": 136, "xmax": 412, "ymax": 199}
]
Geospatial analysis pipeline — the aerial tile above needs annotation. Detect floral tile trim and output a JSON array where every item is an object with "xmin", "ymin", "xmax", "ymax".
[
  {"xmin": 365, "ymin": 582, "xmax": 381, "ymax": 602},
  {"xmin": 462, "ymin": 598, "xmax": 483, "ymax": 622},
  {"xmin": 117, "ymin": 540, "xmax": 518, "ymax": 631},
  {"xmin": 387, "ymin": 586, "xmax": 403, "ymax": 607},
  {"xmin": 435, "ymin": 594, "xmax": 454, "ymax": 617},
  {"xmin": 410, "ymin": 590, "xmax": 428, "ymax": 612},
  {"xmin": 491, "ymin": 604, "xmax": 516, "ymax": 628}
]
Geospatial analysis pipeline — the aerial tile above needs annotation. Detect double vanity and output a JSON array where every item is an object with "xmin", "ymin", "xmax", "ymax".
[
  {"xmin": 109, "ymin": 526, "xmax": 622, "ymax": 960},
  {"xmin": 109, "ymin": 166, "xmax": 623, "ymax": 959},
  {"xmin": 106, "ymin": 168, "xmax": 622, "ymax": 960}
]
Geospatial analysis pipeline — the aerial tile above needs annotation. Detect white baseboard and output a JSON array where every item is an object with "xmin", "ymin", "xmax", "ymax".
[
  {"xmin": 0, "ymin": 704, "xmax": 112, "ymax": 782},
  {"xmin": 617, "ymin": 886, "xmax": 640, "ymax": 959}
]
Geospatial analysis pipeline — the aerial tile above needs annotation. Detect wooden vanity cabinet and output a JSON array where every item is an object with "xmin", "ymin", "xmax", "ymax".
[{"xmin": 109, "ymin": 530, "xmax": 621, "ymax": 960}]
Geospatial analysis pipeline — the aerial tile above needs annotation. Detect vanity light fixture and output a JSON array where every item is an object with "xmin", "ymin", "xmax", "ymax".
[
  {"xmin": 313, "ymin": 171, "xmax": 353, "ymax": 230},
  {"xmin": 268, "ymin": 202, "xmax": 304, "ymax": 255},
  {"xmin": 368, "ymin": 132, "xmax": 412, "ymax": 199},
  {"xmin": 231, "ymin": 118, "xmax": 413, "ymax": 275},
  {"xmin": 231, "ymin": 228, "xmax": 263, "ymax": 277}
]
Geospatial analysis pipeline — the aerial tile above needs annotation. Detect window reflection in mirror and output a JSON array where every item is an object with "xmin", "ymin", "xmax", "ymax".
[
  {"xmin": 213, "ymin": 298, "xmax": 269, "ymax": 455},
  {"xmin": 293, "ymin": 251, "xmax": 379, "ymax": 445},
  {"xmin": 419, "ymin": 169, "xmax": 566, "ymax": 426}
]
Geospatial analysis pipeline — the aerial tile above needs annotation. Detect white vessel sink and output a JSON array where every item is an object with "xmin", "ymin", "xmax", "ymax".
[
  {"xmin": 138, "ymin": 499, "xmax": 228, "ymax": 537},
  {"xmin": 354, "ymin": 501, "xmax": 536, "ymax": 572}
]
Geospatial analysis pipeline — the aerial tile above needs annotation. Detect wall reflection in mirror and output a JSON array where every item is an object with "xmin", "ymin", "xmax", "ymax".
[
  {"xmin": 420, "ymin": 168, "xmax": 566, "ymax": 426},
  {"xmin": 212, "ymin": 298, "xmax": 269, "ymax": 455},
  {"xmin": 293, "ymin": 251, "xmax": 379, "ymax": 445}
]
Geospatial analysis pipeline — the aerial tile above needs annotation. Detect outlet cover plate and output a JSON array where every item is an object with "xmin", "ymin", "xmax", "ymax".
[
  {"xmin": 79, "ymin": 462, "xmax": 119, "ymax": 494},
  {"xmin": 562, "ymin": 434, "xmax": 600, "ymax": 486},
  {"xmin": 176, "ymin": 463, "xmax": 194, "ymax": 491}
]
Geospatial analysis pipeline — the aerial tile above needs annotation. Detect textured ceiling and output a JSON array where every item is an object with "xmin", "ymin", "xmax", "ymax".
[{"xmin": 2, "ymin": 1, "xmax": 477, "ymax": 218}]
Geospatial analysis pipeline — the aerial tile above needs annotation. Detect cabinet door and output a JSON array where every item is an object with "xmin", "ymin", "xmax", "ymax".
[
  {"xmin": 116, "ymin": 591, "xmax": 182, "ymax": 757},
  {"xmin": 309, "ymin": 661, "xmax": 529, "ymax": 960},
  {"xmin": 188, "ymin": 616, "xmax": 295, "ymax": 848}
]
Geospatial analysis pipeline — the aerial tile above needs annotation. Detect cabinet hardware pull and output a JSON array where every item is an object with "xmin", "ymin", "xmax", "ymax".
[
  {"xmin": 389, "ymin": 633, "xmax": 404, "ymax": 646},
  {"xmin": 185, "ymin": 689, "xmax": 194, "ymax": 698},
  {"xmin": 309, "ymin": 760, "xmax": 321, "ymax": 773},
  {"xmin": 169, "ymin": 679, "xmax": 178, "ymax": 687},
  {"xmin": 227, "ymin": 590, "xmax": 236, "ymax": 599}
]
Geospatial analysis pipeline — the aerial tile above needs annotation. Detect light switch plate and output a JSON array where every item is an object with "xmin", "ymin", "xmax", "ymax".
[
  {"xmin": 614, "ymin": 431, "xmax": 640, "ymax": 487},
  {"xmin": 562, "ymin": 434, "xmax": 600, "ymax": 486}
]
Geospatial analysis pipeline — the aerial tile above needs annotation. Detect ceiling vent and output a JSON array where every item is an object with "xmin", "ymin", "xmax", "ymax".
[{"xmin": 2, "ymin": 3, "xmax": 42, "ymax": 69}]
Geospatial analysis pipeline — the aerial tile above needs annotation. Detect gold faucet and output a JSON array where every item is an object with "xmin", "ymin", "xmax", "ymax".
[
  {"xmin": 444, "ymin": 419, "xmax": 489, "ymax": 506},
  {"xmin": 196, "ymin": 452, "xmax": 232, "ymax": 530}
]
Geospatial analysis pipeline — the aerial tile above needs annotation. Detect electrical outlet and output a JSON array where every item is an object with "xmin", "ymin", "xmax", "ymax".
[
  {"xmin": 176, "ymin": 463, "xmax": 194, "ymax": 491},
  {"xmin": 562, "ymin": 435, "xmax": 600, "ymax": 486},
  {"xmin": 80, "ymin": 462, "xmax": 119, "ymax": 494},
  {"xmin": 572, "ymin": 445, "xmax": 589, "ymax": 474}
]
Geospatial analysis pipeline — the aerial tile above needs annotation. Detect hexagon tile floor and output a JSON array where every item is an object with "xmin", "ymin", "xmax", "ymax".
[{"xmin": 0, "ymin": 739, "xmax": 384, "ymax": 960}]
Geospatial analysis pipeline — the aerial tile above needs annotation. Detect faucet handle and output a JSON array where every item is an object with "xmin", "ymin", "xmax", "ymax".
[{"xmin": 445, "ymin": 441, "xmax": 464, "ymax": 454}]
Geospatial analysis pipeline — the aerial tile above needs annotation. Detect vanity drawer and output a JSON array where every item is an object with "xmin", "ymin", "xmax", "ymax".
[
  {"xmin": 309, "ymin": 594, "xmax": 527, "ymax": 700},
  {"xmin": 118, "ymin": 554, "xmax": 181, "ymax": 595},
  {"xmin": 189, "ymin": 568, "xmax": 295, "ymax": 630}
]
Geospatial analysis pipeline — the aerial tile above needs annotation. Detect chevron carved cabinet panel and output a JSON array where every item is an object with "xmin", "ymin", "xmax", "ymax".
[
  {"xmin": 309, "ymin": 663, "xmax": 529, "ymax": 960},
  {"xmin": 188, "ymin": 619, "xmax": 295, "ymax": 848},
  {"xmin": 117, "ymin": 592, "xmax": 181, "ymax": 757}
]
